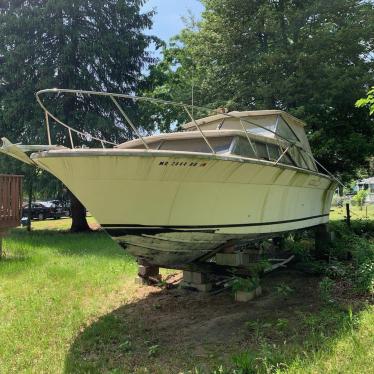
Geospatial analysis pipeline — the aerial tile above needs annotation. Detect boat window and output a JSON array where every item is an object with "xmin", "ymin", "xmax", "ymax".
[
  {"xmin": 267, "ymin": 144, "xmax": 280, "ymax": 161},
  {"xmin": 276, "ymin": 117, "xmax": 299, "ymax": 143},
  {"xmin": 158, "ymin": 137, "xmax": 233, "ymax": 154},
  {"xmin": 289, "ymin": 147, "xmax": 309, "ymax": 169},
  {"xmin": 232, "ymin": 137, "xmax": 256, "ymax": 158},
  {"xmin": 212, "ymin": 137, "xmax": 234, "ymax": 153},
  {"xmin": 279, "ymin": 153, "xmax": 294, "ymax": 166},
  {"xmin": 233, "ymin": 136, "xmax": 299, "ymax": 167},
  {"xmin": 130, "ymin": 141, "xmax": 162, "ymax": 150},
  {"xmin": 300, "ymin": 149, "xmax": 317, "ymax": 171},
  {"xmin": 243, "ymin": 119, "xmax": 277, "ymax": 137},
  {"xmin": 255, "ymin": 141, "xmax": 269, "ymax": 160}
]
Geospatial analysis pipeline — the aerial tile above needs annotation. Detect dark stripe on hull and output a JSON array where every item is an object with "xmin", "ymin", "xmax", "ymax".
[{"xmin": 102, "ymin": 213, "xmax": 329, "ymax": 233}]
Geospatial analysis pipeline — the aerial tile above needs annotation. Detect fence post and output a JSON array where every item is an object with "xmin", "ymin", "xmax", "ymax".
[{"xmin": 346, "ymin": 203, "xmax": 351, "ymax": 227}]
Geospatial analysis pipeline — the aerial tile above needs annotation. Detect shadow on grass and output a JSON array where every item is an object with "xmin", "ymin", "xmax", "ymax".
[
  {"xmin": 0, "ymin": 253, "xmax": 35, "ymax": 276},
  {"xmin": 63, "ymin": 270, "xmax": 367, "ymax": 374}
]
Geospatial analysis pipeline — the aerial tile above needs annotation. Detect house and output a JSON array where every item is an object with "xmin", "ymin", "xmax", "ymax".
[{"xmin": 356, "ymin": 177, "xmax": 374, "ymax": 203}]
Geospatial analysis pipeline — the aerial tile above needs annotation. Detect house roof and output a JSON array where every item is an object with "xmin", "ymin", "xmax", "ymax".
[{"xmin": 358, "ymin": 177, "xmax": 374, "ymax": 184}]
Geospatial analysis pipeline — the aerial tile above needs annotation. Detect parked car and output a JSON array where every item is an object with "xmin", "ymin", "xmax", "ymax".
[
  {"xmin": 43, "ymin": 200, "xmax": 71, "ymax": 218},
  {"xmin": 22, "ymin": 202, "xmax": 53, "ymax": 221},
  {"xmin": 22, "ymin": 200, "xmax": 69, "ymax": 221},
  {"xmin": 48, "ymin": 200, "xmax": 71, "ymax": 217}
]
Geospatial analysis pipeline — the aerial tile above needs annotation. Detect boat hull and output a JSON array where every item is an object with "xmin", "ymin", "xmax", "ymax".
[{"xmin": 32, "ymin": 150, "xmax": 336, "ymax": 267}]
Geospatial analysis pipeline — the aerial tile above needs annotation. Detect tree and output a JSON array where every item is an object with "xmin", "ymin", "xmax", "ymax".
[
  {"xmin": 356, "ymin": 87, "xmax": 374, "ymax": 116},
  {"xmin": 0, "ymin": 0, "xmax": 159, "ymax": 231},
  {"xmin": 144, "ymin": 0, "xmax": 374, "ymax": 181}
]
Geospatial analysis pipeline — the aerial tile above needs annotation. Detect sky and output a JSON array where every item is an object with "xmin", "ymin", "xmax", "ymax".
[{"xmin": 142, "ymin": 0, "xmax": 204, "ymax": 42}]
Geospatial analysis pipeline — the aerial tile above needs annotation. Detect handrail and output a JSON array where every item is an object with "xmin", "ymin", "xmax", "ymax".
[
  {"xmin": 183, "ymin": 106, "xmax": 215, "ymax": 154},
  {"xmin": 36, "ymin": 89, "xmax": 118, "ymax": 148},
  {"xmin": 109, "ymin": 95, "xmax": 149, "ymax": 150},
  {"xmin": 35, "ymin": 88, "xmax": 344, "ymax": 187}
]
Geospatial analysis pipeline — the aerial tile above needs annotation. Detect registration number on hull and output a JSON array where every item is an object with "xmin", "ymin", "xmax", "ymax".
[{"xmin": 158, "ymin": 161, "xmax": 207, "ymax": 168}]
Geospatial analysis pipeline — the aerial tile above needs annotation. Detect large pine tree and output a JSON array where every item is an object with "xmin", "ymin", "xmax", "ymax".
[
  {"xmin": 144, "ymin": 0, "xmax": 374, "ymax": 180},
  {"xmin": 0, "ymin": 0, "xmax": 159, "ymax": 231}
]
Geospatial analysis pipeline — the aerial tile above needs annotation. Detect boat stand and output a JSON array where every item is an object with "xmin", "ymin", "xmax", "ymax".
[
  {"xmin": 135, "ymin": 260, "xmax": 161, "ymax": 285},
  {"xmin": 180, "ymin": 241, "xmax": 268, "ymax": 293},
  {"xmin": 180, "ymin": 270, "xmax": 213, "ymax": 292},
  {"xmin": 134, "ymin": 227, "xmax": 333, "ymax": 293},
  {"xmin": 314, "ymin": 224, "xmax": 335, "ymax": 259}
]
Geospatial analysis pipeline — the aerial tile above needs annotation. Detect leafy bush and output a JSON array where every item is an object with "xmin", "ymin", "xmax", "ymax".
[
  {"xmin": 285, "ymin": 222, "xmax": 374, "ymax": 296},
  {"xmin": 355, "ymin": 260, "xmax": 374, "ymax": 294},
  {"xmin": 352, "ymin": 190, "xmax": 368, "ymax": 210},
  {"xmin": 274, "ymin": 283, "xmax": 294, "ymax": 297},
  {"xmin": 232, "ymin": 277, "xmax": 260, "ymax": 293}
]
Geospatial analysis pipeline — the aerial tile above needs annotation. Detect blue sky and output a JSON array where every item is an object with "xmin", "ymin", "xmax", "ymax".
[{"xmin": 142, "ymin": 0, "xmax": 204, "ymax": 42}]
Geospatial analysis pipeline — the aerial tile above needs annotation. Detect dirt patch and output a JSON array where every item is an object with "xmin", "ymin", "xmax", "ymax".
[
  {"xmin": 65, "ymin": 269, "xmax": 367, "ymax": 373},
  {"xmin": 126, "ymin": 271, "xmax": 320, "ymax": 347}
]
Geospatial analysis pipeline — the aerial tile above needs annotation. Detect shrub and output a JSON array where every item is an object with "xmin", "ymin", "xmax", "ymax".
[
  {"xmin": 232, "ymin": 277, "xmax": 260, "ymax": 293},
  {"xmin": 332, "ymin": 195, "xmax": 345, "ymax": 207},
  {"xmin": 352, "ymin": 190, "xmax": 368, "ymax": 211},
  {"xmin": 355, "ymin": 260, "xmax": 374, "ymax": 294}
]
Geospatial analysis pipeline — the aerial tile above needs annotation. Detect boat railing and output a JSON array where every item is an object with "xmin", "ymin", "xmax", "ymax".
[
  {"xmin": 36, "ymin": 89, "xmax": 300, "ymax": 153},
  {"xmin": 35, "ymin": 88, "xmax": 342, "ymax": 186}
]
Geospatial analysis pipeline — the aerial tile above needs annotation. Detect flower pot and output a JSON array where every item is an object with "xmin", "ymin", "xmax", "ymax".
[{"xmin": 235, "ymin": 290, "xmax": 256, "ymax": 302}]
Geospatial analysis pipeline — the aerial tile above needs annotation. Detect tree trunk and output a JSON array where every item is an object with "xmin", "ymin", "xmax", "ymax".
[{"xmin": 69, "ymin": 190, "xmax": 90, "ymax": 232}]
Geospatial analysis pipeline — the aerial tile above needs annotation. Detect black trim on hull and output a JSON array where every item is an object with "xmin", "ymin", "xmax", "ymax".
[
  {"xmin": 102, "ymin": 213, "xmax": 329, "ymax": 234},
  {"xmin": 106, "ymin": 228, "xmax": 216, "ymax": 236}
]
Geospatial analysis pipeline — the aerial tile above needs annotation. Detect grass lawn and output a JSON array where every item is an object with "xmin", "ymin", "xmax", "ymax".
[
  {"xmin": 330, "ymin": 203, "xmax": 374, "ymax": 221},
  {"xmin": 0, "ymin": 228, "xmax": 138, "ymax": 373},
  {"xmin": 0, "ymin": 211, "xmax": 373, "ymax": 373}
]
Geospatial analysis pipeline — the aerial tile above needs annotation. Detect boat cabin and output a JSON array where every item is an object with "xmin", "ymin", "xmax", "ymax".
[{"xmin": 117, "ymin": 110, "xmax": 318, "ymax": 173}]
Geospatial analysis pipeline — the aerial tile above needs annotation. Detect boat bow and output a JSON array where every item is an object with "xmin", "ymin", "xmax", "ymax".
[{"xmin": 0, "ymin": 137, "xmax": 63, "ymax": 166}]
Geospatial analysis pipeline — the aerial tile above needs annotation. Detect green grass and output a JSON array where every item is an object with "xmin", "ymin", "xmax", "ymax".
[
  {"xmin": 208, "ymin": 306, "xmax": 374, "ymax": 374},
  {"xmin": 0, "ymin": 210, "xmax": 373, "ymax": 373},
  {"xmin": 330, "ymin": 203, "xmax": 374, "ymax": 221},
  {"xmin": 0, "ymin": 228, "xmax": 138, "ymax": 373},
  {"xmin": 23, "ymin": 215, "xmax": 99, "ymax": 231}
]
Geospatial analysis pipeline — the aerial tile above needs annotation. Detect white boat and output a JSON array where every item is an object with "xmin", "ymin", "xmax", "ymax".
[{"xmin": 0, "ymin": 89, "xmax": 337, "ymax": 268}]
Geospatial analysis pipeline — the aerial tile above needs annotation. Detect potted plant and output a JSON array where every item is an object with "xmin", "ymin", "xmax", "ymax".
[{"xmin": 232, "ymin": 276, "xmax": 261, "ymax": 302}]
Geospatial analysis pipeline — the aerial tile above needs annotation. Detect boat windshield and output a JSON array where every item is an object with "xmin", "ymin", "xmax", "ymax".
[
  {"xmin": 231, "ymin": 136, "xmax": 316, "ymax": 169},
  {"xmin": 233, "ymin": 138, "xmax": 284, "ymax": 162},
  {"xmin": 275, "ymin": 117, "xmax": 299, "ymax": 142},
  {"xmin": 242, "ymin": 117, "xmax": 299, "ymax": 143},
  {"xmin": 158, "ymin": 137, "xmax": 233, "ymax": 154}
]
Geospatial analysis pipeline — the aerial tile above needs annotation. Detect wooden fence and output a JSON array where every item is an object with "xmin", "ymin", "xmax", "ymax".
[{"xmin": 0, "ymin": 174, "xmax": 23, "ymax": 231}]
